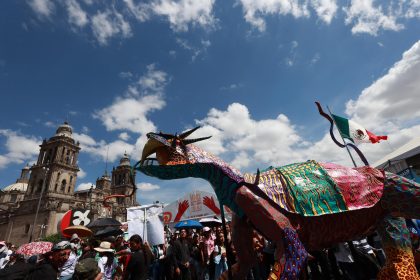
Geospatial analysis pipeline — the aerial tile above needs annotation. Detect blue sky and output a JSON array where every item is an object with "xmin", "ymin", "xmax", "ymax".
[{"xmin": 1, "ymin": 0, "xmax": 420, "ymax": 205}]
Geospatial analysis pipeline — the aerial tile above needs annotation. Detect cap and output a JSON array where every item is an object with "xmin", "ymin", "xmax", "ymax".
[
  {"xmin": 0, "ymin": 241, "xmax": 6, "ymax": 246},
  {"xmin": 52, "ymin": 241, "xmax": 71, "ymax": 251},
  {"xmin": 203, "ymin": 227, "xmax": 211, "ymax": 232},
  {"xmin": 94, "ymin": 241, "xmax": 114, "ymax": 253},
  {"xmin": 70, "ymin": 233, "xmax": 80, "ymax": 241},
  {"xmin": 74, "ymin": 258, "xmax": 100, "ymax": 280}
]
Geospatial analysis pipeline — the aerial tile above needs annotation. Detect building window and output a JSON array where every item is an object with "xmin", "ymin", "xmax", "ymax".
[
  {"xmin": 10, "ymin": 194, "xmax": 17, "ymax": 202},
  {"xmin": 61, "ymin": 179, "xmax": 67, "ymax": 192},
  {"xmin": 37, "ymin": 180, "xmax": 43, "ymax": 193},
  {"xmin": 55, "ymin": 184, "xmax": 58, "ymax": 192},
  {"xmin": 24, "ymin": 224, "xmax": 30, "ymax": 234}
]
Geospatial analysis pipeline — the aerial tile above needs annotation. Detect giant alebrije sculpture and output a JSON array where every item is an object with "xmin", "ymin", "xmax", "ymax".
[{"xmin": 135, "ymin": 127, "xmax": 420, "ymax": 280}]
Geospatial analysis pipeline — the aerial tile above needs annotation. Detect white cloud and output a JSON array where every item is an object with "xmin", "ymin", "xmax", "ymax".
[
  {"xmin": 93, "ymin": 95, "xmax": 165, "ymax": 134},
  {"xmin": 119, "ymin": 71, "xmax": 133, "ymax": 79},
  {"xmin": 343, "ymin": 0, "xmax": 404, "ymax": 35},
  {"xmin": 151, "ymin": 0, "xmax": 216, "ymax": 31},
  {"xmin": 175, "ymin": 38, "xmax": 211, "ymax": 61},
  {"xmin": 78, "ymin": 167, "xmax": 87, "ymax": 178},
  {"xmin": 123, "ymin": 0, "xmax": 151, "ymax": 21},
  {"xmin": 76, "ymin": 182, "xmax": 95, "ymax": 191},
  {"xmin": 119, "ymin": 132, "xmax": 130, "ymax": 141},
  {"xmin": 0, "ymin": 130, "xmax": 41, "ymax": 169},
  {"xmin": 66, "ymin": 0, "xmax": 89, "ymax": 27},
  {"xmin": 345, "ymin": 40, "xmax": 420, "ymax": 131},
  {"xmin": 28, "ymin": 0, "xmax": 55, "ymax": 18},
  {"xmin": 187, "ymin": 40, "xmax": 420, "ymax": 171},
  {"xmin": 239, "ymin": 0, "xmax": 311, "ymax": 31},
  {"xmin": 91, "ymin": 9, "xmax": 132, "ymax": 45},
  {"xmin": 137, "ymin": 64, "xmax": 169, "ymax": 95},
  {"xmin": 94, "ymin": 65, "xmax": 168, "ymax": 134},
  {"xmin": 136, "ymin": 182, "xmax": 160, "ymax": 191},
  {"xmin": 311, "ymin": 0, "xmax": 337, "ymax": 24}
]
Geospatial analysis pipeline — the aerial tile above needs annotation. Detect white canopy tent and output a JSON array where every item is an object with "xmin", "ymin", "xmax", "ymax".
[{"xmin": 373, "ymin": 137, "xmax": 420, "ymax": 169}]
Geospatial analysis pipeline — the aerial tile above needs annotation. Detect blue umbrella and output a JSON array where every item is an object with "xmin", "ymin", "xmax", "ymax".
[{"xmin": 174, "ymin": 220, "xmax": 203, "ymax": 229}]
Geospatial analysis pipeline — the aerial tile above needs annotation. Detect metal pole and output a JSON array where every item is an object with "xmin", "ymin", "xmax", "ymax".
[
  {"xmin": 327, "ymin": 106, "xmax": 358, "ymax": 168},
  {"xmin": 219, "ymin": 203, "xmax": 233, "ymax": 280},
  {"xmin": 29, "ymin": 167, "xmax": 48, "ymax": 243}
]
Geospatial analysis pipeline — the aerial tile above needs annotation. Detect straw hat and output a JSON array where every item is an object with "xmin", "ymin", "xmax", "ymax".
[{"xmin": 94, "ymin": 242, "xmax": 114, "ymax": 253}]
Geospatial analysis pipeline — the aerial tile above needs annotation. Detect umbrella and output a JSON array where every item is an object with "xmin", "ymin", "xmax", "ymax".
[
  {"xmin": 174, "ymin": 220, "xmax": 203, "ymax": 229},
  {"xmin": 16, "ymin": 241, "xmax": 53, "ymax": 256},
  {"xmin": 94, "ymin": 226, "xmax": 124, "ymax": 238},
  {"xmin": 63, "ymin": 225, "xmax": 92, "ymax": 238},
  {"xmin": 87, "ymin": 218, "xmax": 122, "ymax": 229},
  {"xmin": 199, "ymin": 217, "xmax": 223, "ymax": 228}
]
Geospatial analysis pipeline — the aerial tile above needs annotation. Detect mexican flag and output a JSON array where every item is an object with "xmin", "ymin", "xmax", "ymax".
[{"xmin": 331, "ymin": 114, "xmax": 388, "ymax": 144}]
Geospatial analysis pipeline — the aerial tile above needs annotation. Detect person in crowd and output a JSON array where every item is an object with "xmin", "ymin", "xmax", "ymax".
[
  {"xmin": 190, "ymin": 233, "xmax": 203, "ymax": 280},
  {"xmin": 80, "ymin": 239, "xmax": 100, "ymax": 260},
  {"xmin": 70, "ymin": 234, "xmax": 82, "ymax": 257},
  {"xmin": 201, "ymin": 227, "xmax": 215, "ymax": 280},
  {"xmin": 0, "ymin": 241, "xmax": 12, "ymax": 269},
  {"xmin": 95, "ymin": 241, "xmax": 121, "ymax": 280},
  {"xmin": 60, "ymin": 238, "xmax": 80, "ymax": 280},
  {"xmin": 0, "ymin": 253, "xmax": 33, "ymax": 280},
  {"xmin": 123, "ymin": 234, "xmax": 149, "ymax": 280},
  {"xmin": 26, "ymin": 240, "xmax": 72, "ymax": 280},
  {"xmin": 172, "ymin": 228, "xmax": 191, "ymax": 280},
  {"xmin": 333, "ymin": 242, "xmax": 364, "ymax": 280},
  {"xmin": 72, "ymin": 258, "xmax": 101, "ymax": 280},
  {"xmin": 213, "ymin": 232, "xmax": 228, "ymax": 279}
]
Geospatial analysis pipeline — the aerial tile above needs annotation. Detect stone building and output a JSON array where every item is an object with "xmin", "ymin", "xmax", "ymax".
[{"xmin": 0, "ymin": 122, "xmax": 138, "ymax": 245}]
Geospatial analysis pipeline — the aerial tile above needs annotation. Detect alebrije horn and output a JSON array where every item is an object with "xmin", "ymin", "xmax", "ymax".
[
  {"xmin": 183, "ymin": 136, "xmax": 212, "ymax": 145},
  {"xmin": 179, "ymin": 126, "xmax": 201, "ymax": 139}
]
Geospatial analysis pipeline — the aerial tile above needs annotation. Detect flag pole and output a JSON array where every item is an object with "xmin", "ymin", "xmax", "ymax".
[{"xmin": 327, "ymin": 106, "xmax": 358, "ymax": 168}]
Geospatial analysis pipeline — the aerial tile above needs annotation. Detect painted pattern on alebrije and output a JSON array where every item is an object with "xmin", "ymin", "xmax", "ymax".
[
  {"xmin": 244, "ymin": 168, "xmax": 294, "ymax": 212},
  {"xmin": 320, "ymin": 163, "xmax": 384, "ymax": 210},
  {"xmin": 377, "ymin": 216, "xmax": 419, "ymax": 279},
  {"xmin": 381, "ymin": 172, "xmax": 420, "ymax": 219},
  {"xmin": 377, "ymin": 246, "xmax": 420, "ymax": 280},
  {"xmin": 280, "ymin": 228, "xmax": 308, "ymax": 280},
  {"xmin": 277, "ymin": 160, "xmax": 348, "ymax": 216}
]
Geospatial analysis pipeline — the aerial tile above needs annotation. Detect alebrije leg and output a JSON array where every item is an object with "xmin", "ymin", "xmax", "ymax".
[
  {"xmin": 377, "ymin": 215, "xmax": 420, "ymax": 280},
  {"xmin": 235, "ymin": 186, "xmax": 307, "ymax": 280}
]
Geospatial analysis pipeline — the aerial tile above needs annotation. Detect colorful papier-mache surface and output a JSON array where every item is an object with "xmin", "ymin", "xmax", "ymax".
[{"xmin": 244, "ymin": 160, "xmax": 384, "ymax": 216}]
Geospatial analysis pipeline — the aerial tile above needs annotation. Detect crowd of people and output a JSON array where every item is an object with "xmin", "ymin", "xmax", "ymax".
[{"xmin": 0, "ymin": 221, "xmax": 419, "ymax": 280}]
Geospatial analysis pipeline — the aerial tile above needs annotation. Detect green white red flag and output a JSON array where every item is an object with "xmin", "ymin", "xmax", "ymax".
[{"xmin": 331, "ymin": 114, "xmax": 388, "ymax": 144}]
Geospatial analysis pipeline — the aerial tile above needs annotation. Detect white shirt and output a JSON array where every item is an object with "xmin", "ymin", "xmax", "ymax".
[
  {"xmin": 98, "ymin": 256, "xmax": 117, "ymax": 280},
  {"xmin": 60, "ymin": 251, "xmax": 78, "ymax": 277}
]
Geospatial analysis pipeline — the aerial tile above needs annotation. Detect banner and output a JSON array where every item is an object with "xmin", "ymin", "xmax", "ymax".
[
  {"xmin": 58, "ymin": 208, "xmax": 93, "ymax": 238},
  {"xmin": 162, "ymin": 190, "xmax": 230, "ymax": 224},
  {"xmin": 127, "ymin": 204, "xmax": 165, "ymax": 246}
]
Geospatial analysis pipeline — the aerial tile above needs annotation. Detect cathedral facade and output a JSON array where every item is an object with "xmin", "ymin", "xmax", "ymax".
[{"xmin": 0, "ymin": 122, "xmax": 138, "ymax": 245}]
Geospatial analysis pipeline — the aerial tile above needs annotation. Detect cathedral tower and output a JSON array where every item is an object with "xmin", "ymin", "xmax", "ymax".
[
  {"xmin": 111, "ymin": 153, "xmax": 136, "ymax": 206},
  {"xmin": 26, "ymin": 122, "xmax": 80, "ymax": 198}
]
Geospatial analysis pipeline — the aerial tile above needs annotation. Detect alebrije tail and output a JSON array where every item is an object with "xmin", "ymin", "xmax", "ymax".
[{"xmin": 376, "ymin": 216, "xmax": 419, "ymax": 280}]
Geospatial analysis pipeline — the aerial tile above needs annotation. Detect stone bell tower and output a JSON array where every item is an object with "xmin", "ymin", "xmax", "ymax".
[
  {"xmin": 25, "ymin": 122, "xmax": 81, "ymax": 198},
  {"xmin": 111, "ymin": 153, "xmax": 136, "ymax": 207}
]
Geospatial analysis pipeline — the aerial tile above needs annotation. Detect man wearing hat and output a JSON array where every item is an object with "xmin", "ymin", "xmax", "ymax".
[
  {"xmin": 59, "ymin": 235, "xmax": 80, "ymax": 280},
  {"xmin": 72, "ymin": 258, "xmax": 101, "ymax": 280},
  {"xmin": 26, "ymin": 241, "xmax": 72, "ymax": 280}
]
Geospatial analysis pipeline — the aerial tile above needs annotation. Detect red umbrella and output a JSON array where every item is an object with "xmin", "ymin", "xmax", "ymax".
[{"xmin": 16, "ymin": 241, "xmax": 53, "ymax": 256}]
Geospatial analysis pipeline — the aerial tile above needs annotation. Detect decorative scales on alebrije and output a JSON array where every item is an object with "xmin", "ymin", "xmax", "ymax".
[{"xmin": 244, "ymin": 160, "xmax": 384, "ymax": 216}]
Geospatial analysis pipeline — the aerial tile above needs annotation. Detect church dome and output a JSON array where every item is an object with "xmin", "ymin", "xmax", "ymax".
[
  {"xmin": 3, "ymin": 182, "xmax": 28, "ymax": 192},
  {"xmin": 55, "ymin": 122, "xmax": 73, "ymax": 137},
  {"xmin": 119, "ymin": 153, "xmax": 131, "ymax": 166}
]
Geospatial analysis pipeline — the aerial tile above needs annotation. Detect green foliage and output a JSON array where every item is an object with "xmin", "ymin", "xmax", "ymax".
[{"xmin": 42, "ymin": 233, "xmax": 61, "ymax": 243}]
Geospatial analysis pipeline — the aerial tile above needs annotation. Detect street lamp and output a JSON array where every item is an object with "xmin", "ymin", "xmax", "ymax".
[
  {"xmin": 89, "ymin": 185, "xmax": 94, "ymax": 211},
  {"xmin": 29, "ymin": 167, "xmax": 49, "ymax": 243}
]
